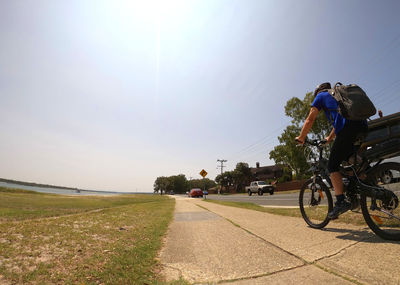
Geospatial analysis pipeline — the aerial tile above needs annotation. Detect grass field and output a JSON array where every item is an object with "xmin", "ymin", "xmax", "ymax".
[{"xmin": 0, "ymin": 187, "xmax": 186, "ymax": 285}]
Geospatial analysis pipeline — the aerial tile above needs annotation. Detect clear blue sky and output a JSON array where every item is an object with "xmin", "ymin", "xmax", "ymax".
[{"xmin": 1, "ymin": 0, "xmax": 399, "ymax": 192}]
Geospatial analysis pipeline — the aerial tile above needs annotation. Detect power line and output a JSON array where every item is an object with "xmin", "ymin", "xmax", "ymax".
[
  {"xmin": 352, "ymin": 32, "xmax": 400, "ymax": 82},
  {"xmin": 372, "ymin": 87, "xmax": 400, "ymax": 112},
  {"xmin": 236, "ymin": 147, "xmax": 272, "ymax": 160},
  {"xmin": 378, "ymin": 95, "xmax": 400, "ymax": 112},
  {"xmin": 369, "ymin": 78, "xmax": 400, "ymax": 100},
  {"xmin": 227, "ymin": 121, "xmax": 289, "ymax": 161},
  {"xmin": 229, "ymin": 121, "xmax": 294, "ymax": 163},
  {"xmin": 375, "ymin": 93, "xmax": 400, "ymax": 108},
  {"xmin": 234, "ymin": 138, "xmax": 279, "ymax": 162}
]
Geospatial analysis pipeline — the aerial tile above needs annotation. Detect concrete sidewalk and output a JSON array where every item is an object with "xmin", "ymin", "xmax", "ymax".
[{"xmin": 160, "ymin": 196, "xmax": 400, "ymax": 284}]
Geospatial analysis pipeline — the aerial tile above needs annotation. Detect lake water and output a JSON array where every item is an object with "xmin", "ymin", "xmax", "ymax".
[{"xmin": 0, "ymin": 182, "xmax": 136, "ymax": 195}]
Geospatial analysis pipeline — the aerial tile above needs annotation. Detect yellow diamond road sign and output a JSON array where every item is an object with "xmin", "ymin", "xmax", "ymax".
[{"xmin": 200, "ymin": 169, "xmax": 208, "ymax": 178}]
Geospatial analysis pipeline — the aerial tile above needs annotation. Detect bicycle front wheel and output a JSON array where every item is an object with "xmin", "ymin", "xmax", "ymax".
[
  {"xmin": 299, "ymin": 178, "xmax": 333, "ymax": 229},
  {"xmin": 361, "ymin": 162, "xmax": 400, "ymax": 240}
]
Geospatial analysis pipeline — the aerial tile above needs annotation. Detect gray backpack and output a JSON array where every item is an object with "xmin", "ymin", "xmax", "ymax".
[{"xmin": 328, "ymin": 82, "xmax": 376, "ymax": 121}]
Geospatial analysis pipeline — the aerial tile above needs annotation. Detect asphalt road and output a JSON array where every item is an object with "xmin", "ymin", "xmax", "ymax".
[{"xmin": 201, "ymin": 192, "xmax": 301, "ymax": 207}]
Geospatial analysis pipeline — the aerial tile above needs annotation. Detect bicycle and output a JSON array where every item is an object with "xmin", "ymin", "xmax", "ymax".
[{"xmin": 298, "ymin": 138, "xmax": 400, "ymax": 240}]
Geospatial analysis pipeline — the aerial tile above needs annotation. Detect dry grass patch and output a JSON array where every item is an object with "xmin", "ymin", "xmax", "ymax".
[{"xmin": 0, "ymin": 188, "xmax": 183, "ymax": 284}]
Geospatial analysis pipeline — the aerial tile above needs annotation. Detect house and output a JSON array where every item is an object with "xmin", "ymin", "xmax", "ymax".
[{"xmin": 250, "ymin": 162, "xmax": 284, "ymax": 181}]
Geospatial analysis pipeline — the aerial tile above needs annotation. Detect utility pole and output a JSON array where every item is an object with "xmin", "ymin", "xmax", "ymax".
[
  {"xmin": 217, "ymin": 159, "xmax": 227, "ymax": 175},
  {"xmin": 217, "ymin": 159, "xmax": 227, "ymax": 195}
]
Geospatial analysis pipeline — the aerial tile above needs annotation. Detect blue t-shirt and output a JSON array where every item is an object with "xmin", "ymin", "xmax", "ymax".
[{"xmin": 311, "ymin": 91, "xmax": 346, "ymax": 134}]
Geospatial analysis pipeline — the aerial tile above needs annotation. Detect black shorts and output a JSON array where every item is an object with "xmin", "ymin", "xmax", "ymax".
[{"xmin": 328, "ymin": 121, "xmax": 368, "ymax": 173}]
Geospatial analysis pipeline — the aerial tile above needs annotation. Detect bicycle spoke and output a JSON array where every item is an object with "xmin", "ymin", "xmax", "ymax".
[{"xmin": 299, "ymin": 179, "xmax": 332, "ymax": 229}]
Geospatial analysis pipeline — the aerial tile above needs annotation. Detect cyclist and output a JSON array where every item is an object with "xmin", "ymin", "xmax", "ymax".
[{"xmin": 295, "ymin": 82, "xmax": 368, "ymax": 219}]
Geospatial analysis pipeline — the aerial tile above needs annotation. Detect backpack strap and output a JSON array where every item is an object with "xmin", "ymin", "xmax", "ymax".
[
  {"xmin": 317, "ymin": 83, "xmax": 342, "ymax": 124},
  {"xmin": 331, "ymin": 82, "xmax": 343, "ymax": 101},
  {"xmin": 325, "ymin": 87, "xmax": 341, "ymax": 124}
]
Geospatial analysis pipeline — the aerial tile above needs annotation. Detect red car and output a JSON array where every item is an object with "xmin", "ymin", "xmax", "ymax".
[{"xmin": 189, "ymin": 188, "xmax": 203, "ymax": 198}]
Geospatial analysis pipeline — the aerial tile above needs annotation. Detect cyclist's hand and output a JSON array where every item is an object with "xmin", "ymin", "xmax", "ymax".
[
  {"xmin": 295, "ymin": 136, "xmax": 305, "ymax": 145},
  {"xmin": 324, "ymin": 137, "xmax": 333, "ymax": 144}
]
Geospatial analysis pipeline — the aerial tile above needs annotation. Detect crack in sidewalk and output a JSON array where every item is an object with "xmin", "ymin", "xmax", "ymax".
[
  {"xmin": 312, "ymin": 263, "xmax": 365, "ymax": 285},
  {"xmin": 196, "ymin": 204, "xmax": 307, "ymax": 263},
  {"xmin": 161, "ymin": 264, "xmax": 184, "ymax": 280},
  {"xmin": 214, "ymin": 264, "xmax": 308, "ymax": 284},
  {"xmin": 314, "ymin": 236, "xmax": 372, "ymax": 263},
  {"xmin": 196, "ymin": 202, "xmax": 365, "ymax": 285}
]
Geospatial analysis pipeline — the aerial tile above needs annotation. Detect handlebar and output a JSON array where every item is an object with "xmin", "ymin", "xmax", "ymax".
[{"xmin": 296, "ymin": 137, "xmax": 327, "ymax": 147}]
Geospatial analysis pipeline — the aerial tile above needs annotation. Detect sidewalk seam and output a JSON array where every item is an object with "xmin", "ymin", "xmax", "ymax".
[
  {"xmin": 310, "ymin": 238, "xmax": 373, "ymax": 285},
  {"xmin": 312, "ymin": 263, "xmax": 365, "ymax": 285},
  {"xmin": 196, "ymin": 202, "xmax": 366, "ymax": 285},
  {"xmin": 215, "ymin": 264, "xmax": 307, "ymax": 284},
  {"xmin": 314, "ymin": 236, "xmax": 372, "ymax": 263},
  {"xmin": 196, "ymin": 203, "xmax": 307, "ymax": 264}
]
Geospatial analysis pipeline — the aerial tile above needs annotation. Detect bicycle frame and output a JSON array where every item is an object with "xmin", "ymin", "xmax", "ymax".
[
  {"xmin": 300, "ymin": 137, "xmax": 400, "ymax": 240},
  {"xmin": 305, "ymin": 138, "xmax": 395, "ymax": 201},
  {"xmin": 307, "ymin": 141, "xmax": 332, "ymax": 188}
]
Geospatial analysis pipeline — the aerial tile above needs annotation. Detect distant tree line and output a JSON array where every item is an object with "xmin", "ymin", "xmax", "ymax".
[
  {"xmin": 0, "ymin": 178, "xmax": 79, "ymax": 190},
  {"xmin": 154, "ymin": 162, "xmax": 293, "ymax": 195},
  {"xmin": 153, "ymin": 174, "xmax": 216, "ymax": 195}
]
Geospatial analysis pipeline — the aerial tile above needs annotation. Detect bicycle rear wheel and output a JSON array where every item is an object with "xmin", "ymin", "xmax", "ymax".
[
  {"xmin": 361, "ymin": 162, "xmax": 400, "ymax": 240},
  {"xmin": 299, "ymin": 178, "xmax": 333, "ymax": 229}
]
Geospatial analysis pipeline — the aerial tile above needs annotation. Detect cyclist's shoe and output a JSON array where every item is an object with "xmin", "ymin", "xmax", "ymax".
[{"xmin": 328, "ymin": 200, "xmax": 352, "ymax": 220}]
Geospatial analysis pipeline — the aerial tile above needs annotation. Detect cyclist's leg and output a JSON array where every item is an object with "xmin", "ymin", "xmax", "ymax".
[
  {"xmin": 328, "ymin": 122, "xmax": 365, "ymax": 174},
  {"xmin": 328, "ymin": 125, "xmax": 357, "ymax": 218},
  {"xmin": 328, "ymin": 134, "xmax": 351, "ymax": 195},
  {"xmin": 330, "ymin": 172, "xmax": 343, "ymax": 196}
]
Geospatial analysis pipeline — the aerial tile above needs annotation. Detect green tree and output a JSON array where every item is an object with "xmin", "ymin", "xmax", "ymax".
[
  {"xmin": 269, "ymin": 125, "xmax": 308, "ymax": 178},
  {"xmin": 169, "ymin": 174, "xmax": 188, "ymax": 194},
  {"xmin": 190, "ymin": 178, "xmax": 216, "ymax": 191},
  {"xmin": 270, "ymin": 92, "xmax": 332, "ymax": 179},
  {"xmin": 153, "ymin": 176, "xmax": 170, "ymax": 195},
  {"xmin": 285, "ymin": 92, "xmax": 331, "ymax": 140},
  {"xmin": 215, "ymin": 171, "xmax": 234, "ymax": 192},
  {"xmin": 232, "ymin": 162, "xmax": 253, "ymax": 192},
  {"xmin": 277, "ymin": 166, "xmax": 292, "ymax": 183}
]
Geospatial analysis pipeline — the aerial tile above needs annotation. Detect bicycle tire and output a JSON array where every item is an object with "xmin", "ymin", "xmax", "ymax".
[
  {"xmin": 360, "ymin": 162, "xmax": 400, "ymax": 240},
  {"xmin": 299, "ymin": 178, "xmax": 333, "ymax": 229}
]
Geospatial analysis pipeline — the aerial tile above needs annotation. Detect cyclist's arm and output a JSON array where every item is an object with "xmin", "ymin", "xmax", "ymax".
[
  {"xmin": 296, "ymin": 107, "xmax": 319, "ymax": 143},
  {"xmin": 325, "ymin": 128, "xmax": 335, "ymax": 143}
]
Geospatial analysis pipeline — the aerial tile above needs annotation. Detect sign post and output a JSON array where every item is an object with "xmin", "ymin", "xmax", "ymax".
[{"xmin": 199, "ymin": 169, "xmax": 208, "ymax": 199}]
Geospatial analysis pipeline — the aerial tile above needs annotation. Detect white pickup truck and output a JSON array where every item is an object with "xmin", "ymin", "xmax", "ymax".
[{"xmin": 245, "ymin": 181, "xmax": 274, "ymax": 196}]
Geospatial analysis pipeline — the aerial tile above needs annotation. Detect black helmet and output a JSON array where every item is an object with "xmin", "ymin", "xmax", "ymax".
[{"xmin": 313, "ymin": 82, "xmax": 331, "ymax": 97}]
